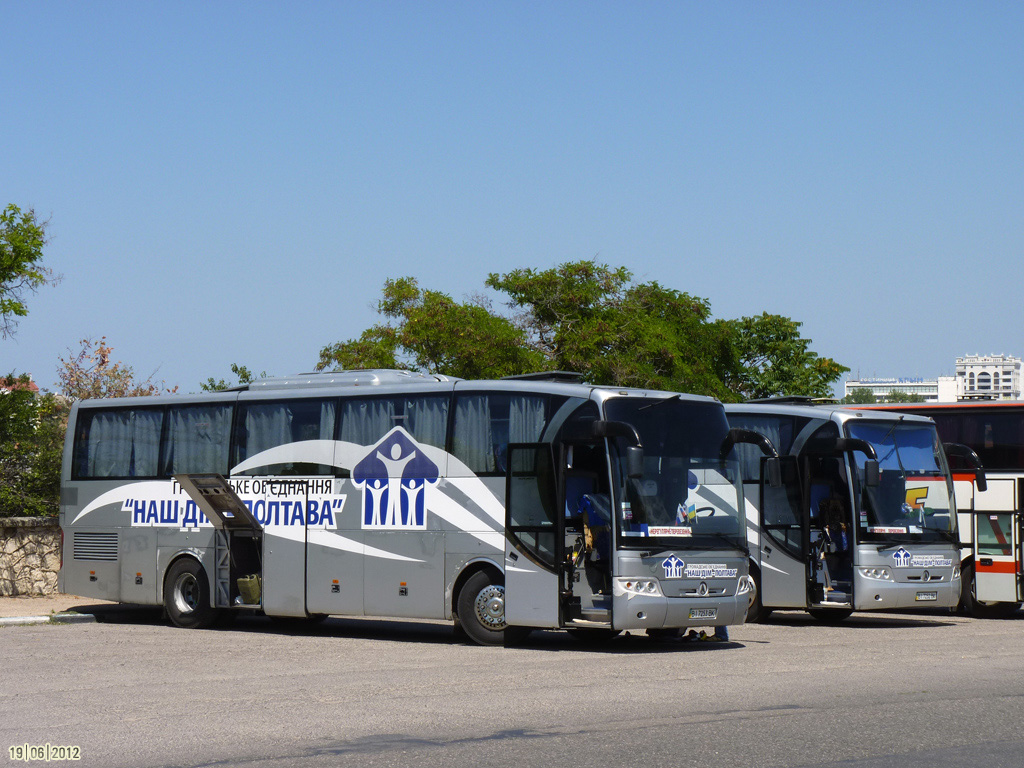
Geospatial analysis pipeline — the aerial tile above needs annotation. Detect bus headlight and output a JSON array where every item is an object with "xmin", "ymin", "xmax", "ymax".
[
  {"xmin": 615, "ymin": 578, "xmax": 664, "ymax": 597},
  {"xmin": 737, "ymin": 575, "xmax": 753, "ymax": 595},
  {"xmin": 952, "ymin": 563, "xmax": 961, "ymax": 580},
  {"xmin": 859, "ymin": 567, "xmax": 893, "ymax": 581}
]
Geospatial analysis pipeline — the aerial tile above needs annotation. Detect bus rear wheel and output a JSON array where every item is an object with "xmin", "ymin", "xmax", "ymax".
[{"xmin": 164, "ymin": 558, "xmax": 220, "ymax": 629}]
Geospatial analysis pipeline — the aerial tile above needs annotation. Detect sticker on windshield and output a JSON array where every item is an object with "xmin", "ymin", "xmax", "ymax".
[
  {"xmin": 869, "ymin": 526, "xmax": 907, "ymax": 534},
  {"xmin": 648, "ymin": 526, "xmax": 693, "ymax": 537}
]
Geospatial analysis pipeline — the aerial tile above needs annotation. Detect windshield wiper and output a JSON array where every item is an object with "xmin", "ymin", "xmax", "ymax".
[
  {"xmin": 638, "ymin": 394, "xmax": 680, "ymax": 411},
  {"xmin": 697, "ymin": 531, "xmax": 749, "ymax": 554},
  {"xmin": 924, "ymin": 527, "xmax": 960, "ymax": 546}
]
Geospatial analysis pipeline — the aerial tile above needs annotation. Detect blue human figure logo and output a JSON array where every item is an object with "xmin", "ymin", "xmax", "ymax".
[
  {"xmin": 892, "ymin": 547, "xmax": 912, "ymax": 568},
  {"xmin": 662, "ymin": 555, "xmax": 685, "ymax": 579},
  {"xmin": 352, "ymin": 429, "xmax": 439, "ymax": 529}
]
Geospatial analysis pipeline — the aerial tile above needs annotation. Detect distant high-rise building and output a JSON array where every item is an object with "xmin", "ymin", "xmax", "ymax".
[{"xmin": 956, "ymin": 354, "xmax": 1022, "ymax": 400}]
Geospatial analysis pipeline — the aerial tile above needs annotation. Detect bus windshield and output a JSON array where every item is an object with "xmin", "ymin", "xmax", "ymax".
[
  {"xmin": 604, "ymin": 397, "xmax": 745, "ymax": 551},
  {"xmin": 846, "ymin": 420, "xmax": 957, "ymax": 544}
]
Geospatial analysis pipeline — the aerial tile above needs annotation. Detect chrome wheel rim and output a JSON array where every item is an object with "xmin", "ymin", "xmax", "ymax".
[
  {"xmin": 474, "ymin": 584, "xmax": 506, "ymax": 631},
  {"xmin": 172, "ymin": 573, "xmax": 199, "ymax": 615}
]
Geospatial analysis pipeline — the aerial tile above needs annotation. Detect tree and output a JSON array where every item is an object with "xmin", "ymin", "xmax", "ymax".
[
  {"xmin": 201, "ymin": 364, "xmax": 267, "ymax": 392},
  {"xmin": 0, "ymin": 374, "xmax": 64, "ymax": 517},
  {"xmin": 316, "ymin": 261, "xmax": 848, "ymax": 402},
  {"xmin": 316, "ymin": 277, "xmax": 546, "ymax": 378},
  {"xmin": 881, "ymin": 390, "xmax": 925, "ymax": 403},
  {"xmin": 842, "ymin": 387, "xmax": 877, "ymax": 404},
  {"xmin": 725, "ymin": 313, "xmax": 848, "ymax": 400},
  {"xmin": 1, "ymin": 204, "xmax": 60, "ymax": 339},
  {"xmin": 58, "ymin": 337, "xmax": 177, "ymax": 401},
  {"xmin": 487, "ymin": 262, "xmax": 738, "ymax": 398}
]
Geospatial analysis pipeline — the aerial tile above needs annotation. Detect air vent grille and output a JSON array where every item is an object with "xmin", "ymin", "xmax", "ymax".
[{"xmin": 72, "ymin": 532, "xmax": 118, "ymax": 561}]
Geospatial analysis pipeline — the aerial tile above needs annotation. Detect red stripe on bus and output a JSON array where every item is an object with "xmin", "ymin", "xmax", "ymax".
[{"xmin": 976, "ymin": 561, "xmax": 1018, "ymax": 574}]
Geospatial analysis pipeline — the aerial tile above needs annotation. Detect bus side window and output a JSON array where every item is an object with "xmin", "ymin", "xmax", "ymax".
[
  {"xmin": 451, "ymin": 393, "xmax": 550, "ymax": 475},
  {"xmin": 233, "ymin": 399, "xmax": 337, "ymax": 476},
  {"xmin": 162, "ymin": 404, "xmax": 232, "ymax": 475},
  {"xmin": 73, "ymin": 408, "xmax": 163, "ymax": 479}
]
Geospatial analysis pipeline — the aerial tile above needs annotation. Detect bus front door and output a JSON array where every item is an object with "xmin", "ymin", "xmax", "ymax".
[
  {"xmin": 757, "ymin": 456, "xmax": 812, "ymax": 609},
  {"xmin": 504, "ymin": 443, "xmax": 561, "ymax": 628}
]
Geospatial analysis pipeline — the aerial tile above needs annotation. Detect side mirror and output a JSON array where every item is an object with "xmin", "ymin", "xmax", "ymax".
[
  {"xmin": 835, "ymin": 437, "xmax": 879, "ymax": 461},
  {"xmin": 765, "ymin": 457, "xmax": 782, "ymax": 488},
  {"xmin": 943, "ymin": 442, "xmax": 988, "ymax": 493},
  {"xmin": 864, "ymin": 460, "xmax": 880, "ymax": 487},
  {"xmin": 720, "ymin": 427, "xmax": 780, "ymax": 461},
  {"xmin": 626, "ymin": 446, "xmax": 644, "ymax": 479}
]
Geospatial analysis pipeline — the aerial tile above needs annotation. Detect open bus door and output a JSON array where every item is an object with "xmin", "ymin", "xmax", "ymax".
[
  {"xmin": 972, "ymin": 477, "xmax": 1022, "ymax": 612},
  {"xmin": 504, "ymin": 443, "xmax": 562, "ymax": 628},
  {"xmin": 756, "ymin": 455, "xmax": 813, "ymax": 610}
]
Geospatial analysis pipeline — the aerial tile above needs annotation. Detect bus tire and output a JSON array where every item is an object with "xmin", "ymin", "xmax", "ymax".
[
  {"xmin": 457, "ymin": 571, "xmax": 508, "ymax": 646},
  {"xmin": 746, "ymin": 570, "xmax": 772, "ymax": 623},
  {"xmin": 164, "ymin": 558, "xmax": 220, "ymax": 629},
  {"xmin": 807, "ymin": 607, "xmax": 853, "ymax": 623},
  {"xmin": 962, "ymin": 562, "xmax": 1022, "ymax": 619}
]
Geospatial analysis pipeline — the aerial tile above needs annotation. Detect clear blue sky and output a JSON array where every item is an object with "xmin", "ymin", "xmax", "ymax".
[{"xmin": 4, "ymin": 2, "xmax": 1022, "ymax": 394}]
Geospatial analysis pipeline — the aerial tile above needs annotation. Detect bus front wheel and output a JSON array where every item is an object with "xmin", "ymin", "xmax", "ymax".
[
  {"xmin": 164, "ymin": 558, "xmax": 220, "ymax": 629},
  {"xmin": 457, "ymin": 571, "xmax": 509, "ymax": 646}
]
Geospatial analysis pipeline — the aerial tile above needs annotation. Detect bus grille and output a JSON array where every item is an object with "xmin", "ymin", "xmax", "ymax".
[{"xmin": 72, "ymin": 532, "xmax": 118, "ymax": 561}]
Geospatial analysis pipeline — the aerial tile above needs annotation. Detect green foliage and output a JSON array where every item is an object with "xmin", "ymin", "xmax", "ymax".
[
  {"xmin": 201, "ymin": 363, "xmax": 268, "ymax": 392},
  {"xmin": 0, "ymin": 375, "xmax": 64, "ymax": 517},
  {"xmin": 317, "ymin": 277, "xmax": 546, "ymax": 378},
  {"xmin": 487, "ymin": 262, "xmax": 738, "ymax": 398},
  {"xmin": 881, "ymin": 390, "xmax": 925, "ymax": 403},
  {"xmin": 725, "ymin": 313, "xmax": 849, "ymax": 400},
  {"xmin": 842, "ymin": 387, "xmax": 878, "ymax": 404},
  {"xmin": 1, "ymin": 204, "xmax": 59, "ymax": 339},
  {"xmin": 317, "ymin": 261, "xmax": 847, "ymax": 401}
]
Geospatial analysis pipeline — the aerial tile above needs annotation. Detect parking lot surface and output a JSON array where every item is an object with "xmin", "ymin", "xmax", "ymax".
[{"xmin": 2, "ymin": 605, "xmax": 1023, "ymax": 768}]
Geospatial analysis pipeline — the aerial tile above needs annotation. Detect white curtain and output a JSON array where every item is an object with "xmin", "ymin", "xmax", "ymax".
[
  {"xmin": 84, "ymin": 410, "xmax": 162, "ymax": 477},
  {"xmin": 406, "ymin": 396, "xmax": 448, "ymax": 448},
  {"xmin": 453, "ymin": 395, "xmax": 493, "ymax": 473},
  {"xmin": 340, "ymin": 399, "xmax": 395, "ymax": 446},
  {"xmin": 164, "ymin": 405, "xmax": 231, "ymax": 474},
  {"xmin": 509, "ymin": 396, "xmax": 547, "ymax": 443}
]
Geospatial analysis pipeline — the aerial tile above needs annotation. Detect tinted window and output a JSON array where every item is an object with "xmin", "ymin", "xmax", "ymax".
[
  {"xmin": 233, "ymin": 399, "xmax": 337, "ymax": 476},
  {"xmin": 161, "ymin": 404, "xmax": 232, "ymax": 475},
  {"xmin": 451, "ymin": 393, "xmax": 557, "ymax": 475},
  {"xmin": 338, "ymin": 395, "xmax": 449, "ymax": 449},
  {"xmin": 73, "ymin": 408, "xmax": 164, "ymax": 479}
]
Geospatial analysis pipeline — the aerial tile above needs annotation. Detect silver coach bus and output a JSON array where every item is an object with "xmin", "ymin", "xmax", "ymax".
[
  {"xmin": 60, "ymin": 370, "xmax": 772, "ymax": 645},
  {"xmin": 726, "ymin": 400, "xmax": 963, "ymax": 622}
]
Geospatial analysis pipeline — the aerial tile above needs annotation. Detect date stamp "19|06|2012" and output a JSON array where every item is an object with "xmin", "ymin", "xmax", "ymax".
[{"xmin": 9, "ymin": 745, "xmax": 81, "ymax": 762}]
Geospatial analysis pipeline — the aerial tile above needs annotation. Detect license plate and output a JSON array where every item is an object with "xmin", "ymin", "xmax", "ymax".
[
  {"xmin": 915, "ymin": 591, "xmax": 937, "ymax": 602},
  {"xmin": 689, "ymin": 608, "xmax": 717, "ymax": 620}
]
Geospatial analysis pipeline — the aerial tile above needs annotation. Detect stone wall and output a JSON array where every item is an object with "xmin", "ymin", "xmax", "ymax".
[{"xmin": 0, "ymin": 517, "xmax": 61, "ymax": 596}]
